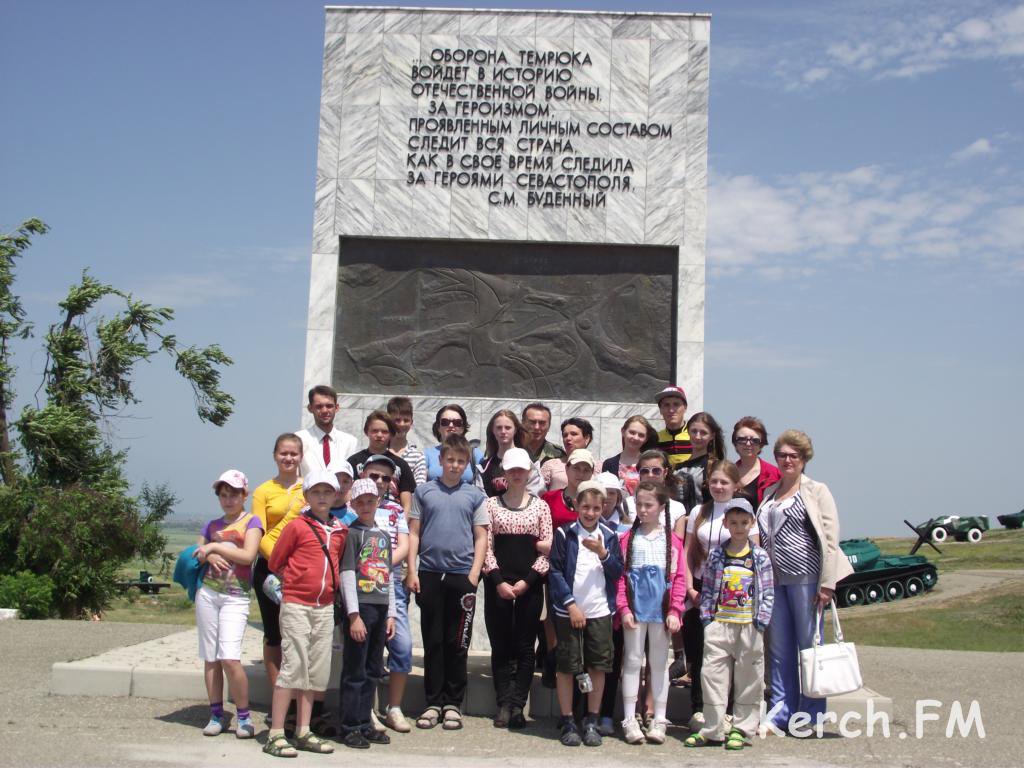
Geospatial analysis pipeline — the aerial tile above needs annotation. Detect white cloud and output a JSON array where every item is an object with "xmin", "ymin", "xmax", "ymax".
[
  {"xmin": 707, "ymin": 340, "xmax": 823, "ymax": 370},
  {"xmin": 753, "ymin": 1, "xmax": 1024, "ymax": 87},
  {"xmin": 951, "ymin": 137, "xmax": 997, "ymax": 161},
  {"xmin": 130, "ymin": 274, "xmax": 250, "ymax": 308},
  {"xmin": 708, "ymin": 163, "xmax": 1022, "ymax": 273}
]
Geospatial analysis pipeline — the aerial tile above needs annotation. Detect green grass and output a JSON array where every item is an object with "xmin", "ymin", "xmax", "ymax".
[
  {"xmin": 835, "ymin": 583, "xmax": 1024, "ymax": 652},
  {"xmin": 866, "ymin": 528, "xmax": 1024, "ymax": 573}
]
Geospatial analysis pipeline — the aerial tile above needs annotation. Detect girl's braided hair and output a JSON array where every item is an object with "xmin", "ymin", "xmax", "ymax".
[{"xmin": 625, "ymin": 479, "xmax": 674, "ymax": 619}]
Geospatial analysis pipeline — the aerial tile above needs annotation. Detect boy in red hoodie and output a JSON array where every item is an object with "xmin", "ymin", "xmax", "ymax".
[{"xmin": 264, "ymin": 469, "xmax": 348, "ymax": 758}]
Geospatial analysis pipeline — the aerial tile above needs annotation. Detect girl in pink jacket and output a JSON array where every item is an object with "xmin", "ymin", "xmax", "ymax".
[{"xmin": 615, "ymin": 480, "xmax": 690, "ymax": 745}]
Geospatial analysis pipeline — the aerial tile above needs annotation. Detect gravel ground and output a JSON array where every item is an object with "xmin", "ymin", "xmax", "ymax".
[{"xmin": 0, "ymin": 620, "xmax": 1019, "ymax": 767}]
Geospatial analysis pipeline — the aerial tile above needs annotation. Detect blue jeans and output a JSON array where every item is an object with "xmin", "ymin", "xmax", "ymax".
[
  {"xmin": 766, "ymin": 582, "xmax": 826, "ymax": 730},
  {"xmin": 340, "ymin": 603, "xmax": 388, "ymax": 732},
  {"xmin": 387, "ymin": 576, "xmax": 413, "ymax": 674}
]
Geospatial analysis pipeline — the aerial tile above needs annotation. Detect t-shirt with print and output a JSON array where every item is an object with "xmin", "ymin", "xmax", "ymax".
[
  {"xmin": 375, "ymin": 497, "xmax": 408, "ymax": 572},
  {"xmin": 571, "ymin": 523, "xmax": 612, "ymax": 619},
  {"xmin": 341, "ymin": 520, "xmax": 392, "ymax": 606},
  {"xmin": 200, "ymin": 513, "xmax": 263, "ymax": 597},
  {"xmin": 716, "ymin": 544, "xmax": 755, "ymax": 624}
]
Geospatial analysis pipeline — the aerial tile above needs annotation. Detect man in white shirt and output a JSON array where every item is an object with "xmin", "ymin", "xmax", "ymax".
[{"xmin": 296, "ymin": 384, "xmax": 358, "ymax": 476}]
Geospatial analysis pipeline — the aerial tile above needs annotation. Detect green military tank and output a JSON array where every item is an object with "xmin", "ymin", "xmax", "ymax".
[
  {"xmin": 835, "ymin": 539, "xmax": 938, "ymax": 607},
  {"xmin": 997, "ymin": 509, "xmax": 1024, "ymax": 529}
]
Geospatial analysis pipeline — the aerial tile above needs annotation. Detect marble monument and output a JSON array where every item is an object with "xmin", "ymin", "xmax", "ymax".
[{"xmin": 304, "ymin": 6, "xmax": 710, "ymax": 456}]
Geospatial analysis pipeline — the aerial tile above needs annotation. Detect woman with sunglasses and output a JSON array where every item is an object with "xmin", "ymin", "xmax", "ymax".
[
  {"xmin": 625, "ymin": 449, "xmax": 691, "ymax": 536},
  {"xmin": 757, "ymin": 430, "xmax": 852, "ymax": 735},
  {"xmin": 539, "ymin": 417, "xmax": 594, "ymax": 492},
  {"xmin": 424, "ymin": 404, "xmax": 485, "ymax": 484},
  {"xmin": 731, "ymin": 416, "xmax": 780, "ymax": 507}
]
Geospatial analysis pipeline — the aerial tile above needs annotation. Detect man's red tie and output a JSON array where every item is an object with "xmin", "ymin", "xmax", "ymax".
[{"xmin": 322, "ymin": 434, "xmax": 331, "ymax": 466}]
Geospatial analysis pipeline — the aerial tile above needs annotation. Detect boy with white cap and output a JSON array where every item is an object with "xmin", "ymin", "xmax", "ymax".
[
  {"xmin": 264, "ymin": 470, "xmax": 348, "ymax": 758},
  {"xmin": 339, "ymin": 479, "xmax": 398, "ymax": 748}
]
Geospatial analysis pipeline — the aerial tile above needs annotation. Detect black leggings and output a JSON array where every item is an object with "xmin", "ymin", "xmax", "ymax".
[
  {"xmin": 252, "ymin": 556, "xmax": 281, "ymax": 647},
  {"xmin": 483, "ymin": 579, "xmax": 544, "ymax": 709}
]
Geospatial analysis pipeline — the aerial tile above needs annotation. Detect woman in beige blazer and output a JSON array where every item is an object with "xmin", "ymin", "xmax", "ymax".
[{"xmin": 757, "ymin": 430, "xmax": 853, "ymax": 734}]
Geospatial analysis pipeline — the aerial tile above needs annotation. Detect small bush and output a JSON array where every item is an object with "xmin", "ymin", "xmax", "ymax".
[{"xmin": 0, "ymin": 570, "xmax": 56, "ymax": 618}]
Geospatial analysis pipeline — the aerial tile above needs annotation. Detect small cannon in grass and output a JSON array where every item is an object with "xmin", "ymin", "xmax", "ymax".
[{"xmin": 116, "ymin": 570, "xmax": 171, "ymax": 595}]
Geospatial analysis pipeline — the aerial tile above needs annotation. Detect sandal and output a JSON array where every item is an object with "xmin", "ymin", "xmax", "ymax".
[
  {"xmin": 725, "ymin": 729, "xmax": 747, "ymax": 750},
  {"xmin": 416, "ymin": 706, "xmax": 442, "ymax": 729},
  {"xmin": 441, "ymin": 706, "xmax": 463, "ymax": 731},
  {"xmin": 294, "ymin": 731, "xmax": 335, "ymax": 753},
  {"xmin": 684, "ymin": 733, "xmax": 712, "ymax": 748},
  {"xmin": 262, "ymin": 735, "xmax": 298, "ymax": 758}
]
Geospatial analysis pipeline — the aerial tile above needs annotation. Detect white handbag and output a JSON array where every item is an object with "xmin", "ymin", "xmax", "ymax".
[{"xmin": 799, "ymin": 599, "xmax": 863, "ymax": 698}]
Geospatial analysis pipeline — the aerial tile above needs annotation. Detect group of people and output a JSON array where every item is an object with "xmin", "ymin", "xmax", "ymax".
[{"xmin": 190, "ymin": 383, "xmax": 850, "ymax": 756}]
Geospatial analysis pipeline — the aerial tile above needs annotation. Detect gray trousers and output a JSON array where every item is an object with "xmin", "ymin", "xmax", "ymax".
[{"xmin": 699, "ymin": 620, "xmax": 765, "ymax": 741}]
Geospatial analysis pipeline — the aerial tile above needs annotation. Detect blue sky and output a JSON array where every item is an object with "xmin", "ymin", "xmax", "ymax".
[{"xmin": 2, "ymin": 0, "xmax": 1021, "ymax": 537}]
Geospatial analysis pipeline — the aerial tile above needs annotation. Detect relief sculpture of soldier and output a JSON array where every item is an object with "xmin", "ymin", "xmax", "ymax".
[{"xmin": 338, "ymin": 265, "xmax": 671, "ymax": 401}]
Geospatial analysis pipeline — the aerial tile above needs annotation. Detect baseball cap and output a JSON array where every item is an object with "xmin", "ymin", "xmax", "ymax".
[
  {"xmin": 327, "ymin": 459, "xmax": 354, "ymax": 478},
  {"xmin": 567, "ymin": 448, "xmax": 596, "ymax": 467},
  {"xmin": 575, "ymin": 479, "xmax": 607, "ymax": 499},
  {"xmin": 597, "ymin": 471, "xmax": 624, "ymax": 494},
  {"xmin": 655, "ymin": 385, "xmax": 688, "ymax": 404},
  {"xmin": 725, "ymin": 498, "xmax": 755, "ymax": 516},
  {"xmin": 212, "ymin": 469, "xmax": 248, "ymax": 494},
  {"xmin": 303, "ymin": 469, "xmax": 340, "ymax": 493},
  {"xmin": 501, "ymin": 447, "xmax": 532, "ymax": 472},
  {"xmin": 362, "ymin": 453, "xmax": 397, "ymax": 471},
  {"xmin": 350, "ymin": 478, "xmax": 379, "ymax": 499}
]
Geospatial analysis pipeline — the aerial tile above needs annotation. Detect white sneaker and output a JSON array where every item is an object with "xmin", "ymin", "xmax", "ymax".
[
  {"xmin": 385, "ymin": 707, "xmax": 412, "ymax": 733},
  {"xmin": 688, "ymin": 711, "xmax": 705, "ymax": 732},
  {"xmin": 621, "ymin": 717, "xmax": 646, "ymax": 744},
  {"xmin": 370, "ymin": 709, "xmax": 387, "ymax": 733},
  {"xmin": 202, "ymin": 715, "xmax": 230, "ymax": 736},
  {"xmin": 235, "ymin": 717, "xmax": 255, "ymax": 739},
  {"xmin": 645, "ymin": 718, "xmax": 668, "ymax": 744}
]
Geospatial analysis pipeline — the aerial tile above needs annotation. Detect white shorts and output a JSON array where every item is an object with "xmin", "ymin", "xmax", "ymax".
[{"xmin": 195, "ymin": 584, "xmax": 250, "ymax": 662}]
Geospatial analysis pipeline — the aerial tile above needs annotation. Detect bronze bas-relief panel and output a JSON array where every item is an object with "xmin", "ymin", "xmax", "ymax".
[{"xmin": 334, "ymin": 238, "xmax": 675, "ymax": 401}]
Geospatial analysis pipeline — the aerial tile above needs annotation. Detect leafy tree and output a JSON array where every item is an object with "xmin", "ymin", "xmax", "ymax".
[{"xmin": 0, "ymin": 219, "xmax": 234, "ymax": 617}]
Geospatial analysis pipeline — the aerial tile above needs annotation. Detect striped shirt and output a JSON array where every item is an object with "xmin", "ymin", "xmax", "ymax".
[
  {"xmin": 758, "ymin": 493, "xmax": 821, "ymax": 583},
  {"xmin": 656, "ymin": 427, "xmax": 692, "ymax": 466}
]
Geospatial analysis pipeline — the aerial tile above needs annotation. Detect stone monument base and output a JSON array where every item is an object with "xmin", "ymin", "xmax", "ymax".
[{"xmin": 50, "ymin": 625, "xmax": 892, "ymax": 725}]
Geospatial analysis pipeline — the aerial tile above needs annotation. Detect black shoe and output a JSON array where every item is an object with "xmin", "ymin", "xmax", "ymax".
[
  {"xmin": 541, "ymin": 655, "xmax": 557, "ymax": 689},
  {"xmin": 363, "ymin": 728, "xmax": 390, "ymax": 744},
  {"xmin": 581, "ymin": 715, "xmax": 602, "ymax": 747},
  {"xmin": 493, "ymin": 705, "xmax": 511, "ymax": 728},
  {"xmin": 508, "ymin": 707, "xmax": 527, "ymax": 730},
  {"xmin": 559, "ymin": 717, "xmax": 582, "ymax": 747},
  {"xmin": 342, "ymin": 730, "xmax": 370, "ymax": 749}
]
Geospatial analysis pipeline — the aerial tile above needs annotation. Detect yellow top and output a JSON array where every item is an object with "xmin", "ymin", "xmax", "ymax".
[{"xmin": 252, "ymin": 478, "xmax": 305, "ymax": 560}]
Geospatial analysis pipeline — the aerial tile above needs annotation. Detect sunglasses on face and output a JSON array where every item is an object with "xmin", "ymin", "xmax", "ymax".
[
  {"xmin": 734, "ymin": 436, "xmax": 763, "ymax": 446},
  {"xmin": 367, "ymin": 472, "xmax": 393, "ymax": 482},
  {"xmin": 439, "ymin": 418, "xmax": 464, "ymax": 428},
  {"xmin": 775, "ymin": 452, "xmax": 802, "ymax": 463},
  {"xmin": 639, "ymin": 466, "xmax": 665, "ymax": 476}
]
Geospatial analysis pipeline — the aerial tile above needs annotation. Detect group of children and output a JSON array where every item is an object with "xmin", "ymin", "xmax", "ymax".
[{"xmin": 191, "ymin": 388, "xmax": 777, "ymax": 756}]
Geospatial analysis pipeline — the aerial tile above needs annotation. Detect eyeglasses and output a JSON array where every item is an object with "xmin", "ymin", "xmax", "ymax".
[
  {"xmin": 639, "ymin": 467, "xmax": 665, "ymax": 476},
  {"xmin": 367, "ymin": 472, "xmax": 393, "ymax": 482},
  {"xmin": 439, "ymin": 418, "xmax": 464, "ymax": 428},
  {"xmin": 775, "ymin": 452, "xmax": 802, "ymax": 463},
  {"xmin": 734, "ymin": 436, "xmax": 763, "ymax": 446}
]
